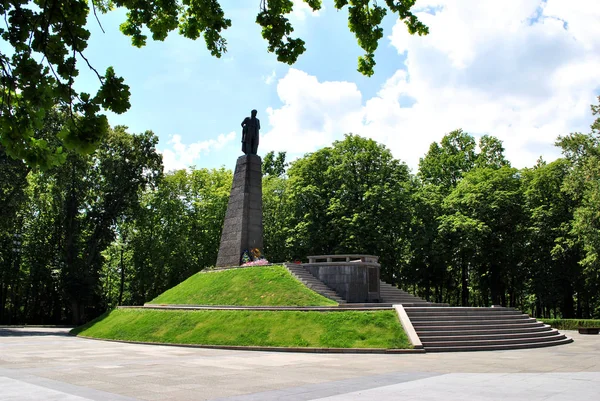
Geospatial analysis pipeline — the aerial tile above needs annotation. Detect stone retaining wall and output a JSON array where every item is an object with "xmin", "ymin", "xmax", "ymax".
[{"xmin": 303, "ymin": 262, "xmax": 381, "ymax": 303}]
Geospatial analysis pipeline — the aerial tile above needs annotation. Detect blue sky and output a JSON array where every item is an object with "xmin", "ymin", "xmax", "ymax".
[{"xmin": 66, "ymin": 1, "xmax": 600, "ymax": 171}]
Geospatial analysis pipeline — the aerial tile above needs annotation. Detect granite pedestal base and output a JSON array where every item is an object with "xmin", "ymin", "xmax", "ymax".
[{"xmin": 215, "ymin": 155, "xmax": 263, "ymax": 267}]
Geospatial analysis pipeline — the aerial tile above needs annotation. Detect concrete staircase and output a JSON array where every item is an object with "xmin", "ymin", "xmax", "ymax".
[
  {"xmin": 404, "ymin": 306, "xmax": 573, "ymax": 352},
  {"xmin": 379, "ymin": 281, "xmax": 449, "ymax": 307},
  {"xmin": 283, "ymin": 268, "xmax": 573, "ymax": 352},
  {"xmin": 285, "ymin": 264, "xmax": 346, "ymax": 304}
]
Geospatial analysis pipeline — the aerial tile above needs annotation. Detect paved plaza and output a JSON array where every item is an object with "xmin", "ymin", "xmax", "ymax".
[{"xmin": 1, "ymin": 327, "xmax": 599, "ymax": 400}]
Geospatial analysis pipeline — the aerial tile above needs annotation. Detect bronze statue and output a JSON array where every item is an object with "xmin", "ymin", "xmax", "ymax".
[{"xmin": 241, "ymin": 109, "xmax": 260, "ymax": 155}]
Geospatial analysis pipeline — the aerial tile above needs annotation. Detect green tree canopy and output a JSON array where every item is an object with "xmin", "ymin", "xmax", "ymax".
[
  {"xmin": 0, "ymin": 0, "xmax": 428, "ymax": 169},
  {"xmin": 443, "ymin": 166, "xmax": 525, "ymax": 306},
  {"xmin": 555, "ymin": 97, "xmax": 600, "ymax": 311},
  {"xmin": 284, "ymin": 134, "xmax": 413, "ymax": 281}
]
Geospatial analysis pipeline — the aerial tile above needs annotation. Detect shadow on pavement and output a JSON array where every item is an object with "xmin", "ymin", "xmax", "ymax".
[{"xmin": 0, "ymin": 327, "xmax": 73, "ymax": 337}]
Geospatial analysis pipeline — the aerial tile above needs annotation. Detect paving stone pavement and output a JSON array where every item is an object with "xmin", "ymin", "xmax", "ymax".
[{"xmin": 1, "ymin": 327, "xmax": 599, "ymax": 400}]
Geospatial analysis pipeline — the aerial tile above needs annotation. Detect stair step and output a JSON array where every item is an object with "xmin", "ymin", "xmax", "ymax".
[
  {"xmin": 384, "ymin": 299, "xmax": 426, "ymax": 302},
  {"xmin": 413, "ymin": 318, "xmax": 539, "ymax": 326},
  {"xmin": 418, "ymin": 324, "xmax": 553, "ymax": 336},
  {"xmin": 415, "ymin": 321, "xmax": 545, "ymax": 331},
  {"xmin": 405, "ymin": 307, "xmax": 516, "ymax": 312},
  {"xmin": 379, "ymin": 293, "xmax": 420, "ymax": 297},
  {"xmin": 406, "ymin": 310, "xmax": 523, "ymax": 316},
  {"xmin": 409, "ymin": 314, "xmax": 530, "ymax": 321},
  {"xmin": 378, "ymin": 281, "xmax": 430, "ymax": 305},
  {"xmin": 424, "ymin": 336, "xmax": 573, "ymax": 352},
  {"xmin": 419, "ymin": 329, "xmax": 560, "ymax": 342},
  {"xmin": 285, "ymin": 265, "xmax": 345, "ymax": 304},
  {"xmin": 422, "ymin": 333, "xmax": 566, "ymax": 347}
]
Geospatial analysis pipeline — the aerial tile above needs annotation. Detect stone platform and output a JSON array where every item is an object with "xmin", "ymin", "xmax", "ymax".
[{"xmin": 1, "ymin": 327, "xmax": 598, "ymax": 401}]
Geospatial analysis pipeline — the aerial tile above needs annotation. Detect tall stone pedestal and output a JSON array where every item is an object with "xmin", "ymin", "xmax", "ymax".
[{"xmin": 216, "ymin": 155, "xmax": 263, "ymax": 267}]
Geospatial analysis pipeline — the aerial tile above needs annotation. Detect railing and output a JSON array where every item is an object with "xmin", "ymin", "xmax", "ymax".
[{"xmin": 307, "ymin": 255, "xmax": 379, "ymax": 264}]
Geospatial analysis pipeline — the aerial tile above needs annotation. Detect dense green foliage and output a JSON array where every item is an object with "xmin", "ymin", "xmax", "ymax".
[
  {"xmin": 2, "ymin": 98, "xmax": 600, "ymax": 324},
  {"xmin": 0, "ymin": 0, "xmax": 427, "ymax": 168},
  {"xmin": 109, "ymin": 166, "xmax": 232, "ymax": 306},
  {"xmin": 541, "ymin": 319, "xmax": 600, "ymax": 331},
  {"xmin": 71, "ymin": 308, "xmax": 410, "ymax": 349},
  {"xmin": 1, "ymin": 113, "xmax": 163, "ymax": 324},
  {"xmin": 149, "ymin": 265, "xmax": 337, "ymax": 306}
]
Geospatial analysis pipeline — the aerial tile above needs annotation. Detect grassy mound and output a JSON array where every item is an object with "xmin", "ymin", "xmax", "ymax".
[
  {"xmin": 72, "ymin": 308, "xmax": 411, "ymax": 349},
  {"xmin": 149, "ymin": 265, "xmax": 337, "ymax": 306},
  {"xmin": 541, "ymin": 319, "xmax": 600, "ymax": 330}
]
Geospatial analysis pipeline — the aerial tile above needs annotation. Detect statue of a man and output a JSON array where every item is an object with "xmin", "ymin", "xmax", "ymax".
[{"xmin": 241, "ymin": 109, "xmax": 260, "ymax": 155}]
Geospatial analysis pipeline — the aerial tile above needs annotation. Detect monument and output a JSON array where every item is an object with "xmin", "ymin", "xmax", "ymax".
[
  {"xmin": 215, "ymin": 110, "xmax": 263, "ymax": 267},
  {"xmin": 241, "ymin": 109, "xmax": 260, "ymax": 155}
]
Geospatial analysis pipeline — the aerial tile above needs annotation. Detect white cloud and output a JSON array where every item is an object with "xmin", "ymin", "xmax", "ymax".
[
  {"xmin": 263, "ymin": 70, "xmax": 277, "ymax": 85},
  {"xmin": 290, "ymin": 0, "xmax": 323, "ymax": 21},
  {"xmin": 261, "ymin": 69, "xmax": 363, "ymax": 154},
  {"xmin": 262, "ymin": 0, "xmax": 600, "ymax": 171},
  {"xmin": 160, "ymin": 132, "xmax": 236, "ymax": 172}
]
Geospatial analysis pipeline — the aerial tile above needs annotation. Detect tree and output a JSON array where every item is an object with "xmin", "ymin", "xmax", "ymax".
[
  {"xmin": 412, "ymin": 130, "xmax": 479, "ymax": 304},
  {"xmin": 437, "ymin": 212, "xmax": 489, "ymax": 306},
  {"xmin": 262, "ymin": 173, "xmax": 292, "ymax": 262},
  {"xmin": 476, "ymin": 135, "xmax": 509, "ymax": 169},
  {"xmin": 116, "ymin": 167, "xmax": 231, "ymax": 305},
  {"xmin": 521, "ymin": 158, "xmax": 582, "ymax": 318},
  {"xmin": 407, "ymin": 182, "xmax": 447, "ymax": 303},
  {"xmin": 0, "ymin": 0, "xmax": 428, "ymax": 168},
  {"xmin": 444, "ymin": 167, "xmax": 525, "ymax": 306},
  {"xmin": 285, "ymin": 134, "xmax": 413, "ymax": 281},
  {"xmin": 20, "ymin": 125, "xmax": 162, "ymax": 324},
  {"xmin": 0, "ymin": 145, "xmax": 28, "ymax": 323},
  {"xmin": 262, "ymin": 151, "xmax": 288, "ymax": 177},
  {"xmin": 555, "ymin": 97, "xmax": 600, "ymax": 317},
  {"xmin": 0, "ymin": 109, "xmax": 65, "ymax": 323},
  {"xmin": 418, "ymin": 129, "xmax": 477, "ymax": 191}
]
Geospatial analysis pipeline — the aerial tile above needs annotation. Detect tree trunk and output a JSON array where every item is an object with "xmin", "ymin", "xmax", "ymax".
[
  {"xmin": 118, "ymin": 246, "xmax": 125, "ymax": 306},
  {"xmin": 461, "ymin": 255, "xmax": 469, "ymax": 306},
  {"xmin": 562, "ymin": 283, "xmax": 575, "ymax": 318}
]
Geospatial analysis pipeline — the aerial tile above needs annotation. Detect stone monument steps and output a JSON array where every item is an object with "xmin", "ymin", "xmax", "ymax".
[
  {"xmin": 404, "ymin": 306, "xmax": 518, "ymax": 312},
  {"xmin": 424, "ymin": 337, "xmax": 573, "ymax": 353},
  {"xmin": 408, "ymin": 311, "xmax": 524, "ymax": 317},
  {"xmin": 379, "ymin": 285, "xmax": 422, "ymax": 299},
  {"xmin": 412, "ymin": 317, "xmax": 540, "ymax": 327},
  {"xmin": 397, "ymin": 302, "xmax": 451, "ymax": 307},
  {"xmin": 378, "ymin": 289, "xmax": 423, "ymax": 298},
  {"xmin": 406, "ymin": 308, "xmax": 522, "ymax": 317},
  {"xmin": 409, "ymin": 314, "xmax": 531, "ymax": 322},
  {"xmin": 422, "ymin": 332, "xmax": 568, "ymax": 348},
  {"xmin": 380, "ymin": 296, "xmax": 429, "ymax": 304},
  {"xmin": 378, "ymin": 282, "xmax": 449, "ymax": 306},
  {"xmin": 378, "ymin": 293, "xmax": 423, "ymax": 299},
  {"xmin": 284, "ymin": 264, "xmax": 346, "ymax": 304},
  {"xmin": 419, "ymin": 329, "xmax": 562, "ymax": 342},
  {"xmin": 416, "ymin": 325, "xmax": 553, "ymax": 336},
  {"xmin": 413, "ymin": 321, "xmax": 546, "ymax": 332},
  {"xmin": 404, "ymin": 306, "xmax": 572, "ymax": 352}
]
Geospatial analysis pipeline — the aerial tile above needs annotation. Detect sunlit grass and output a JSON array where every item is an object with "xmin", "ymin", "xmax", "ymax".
[
  {"xmin": 72, "ymin": 308, "xmax": 411, "ymax": 349},
  {"xmin": 148, "ymin": 265, "xmax": 337, "ymax": 306}
]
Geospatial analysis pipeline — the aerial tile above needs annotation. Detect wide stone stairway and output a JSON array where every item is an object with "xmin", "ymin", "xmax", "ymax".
[
  {"xmin": 379, "ymin": 281, "xmax": 449, "ymax": 306},
  {"xmin": 285, "ymin": 263, "xmax": 347, "ymax": 304},
  {"xmin": 404, "ymin": 306, "xmax": 573, "ymax": 352},
  {"xmin": 285, "ymin": 262, "xmax": 572, "ymax": 352}
]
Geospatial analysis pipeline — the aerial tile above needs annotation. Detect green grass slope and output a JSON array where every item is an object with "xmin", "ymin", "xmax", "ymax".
[
  {"xmin": 149, "ymin": 265, "xmax": 337, "ymax": 306},
  {"xmin": 72, "ymin": 308, "xmax": 411, "ymax": 349}
]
